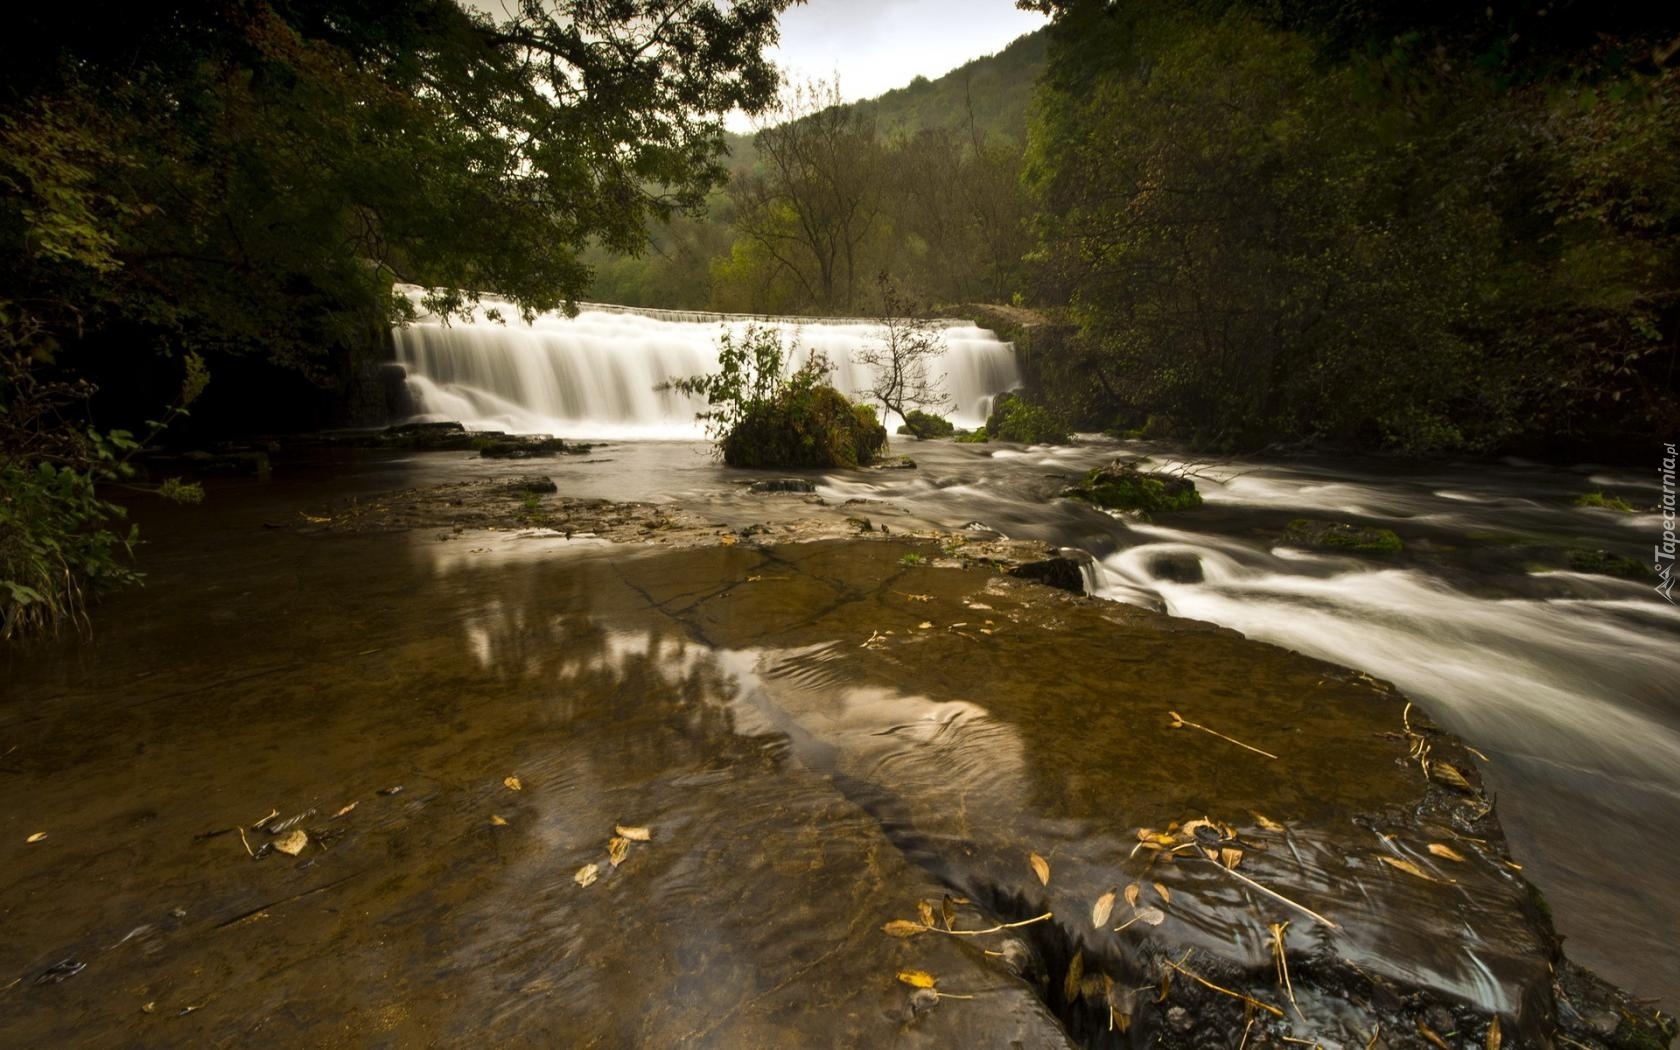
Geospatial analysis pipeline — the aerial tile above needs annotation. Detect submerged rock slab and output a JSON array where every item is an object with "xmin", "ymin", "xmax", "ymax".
[{"xmin": 0, "ymin": 532, "xmax": 1667, "ymax": 1048}]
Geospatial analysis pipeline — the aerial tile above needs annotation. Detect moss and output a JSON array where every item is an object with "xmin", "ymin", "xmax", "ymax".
[
  {"xmin": 897, "ymin": 409, "xmax": 956, "ymax": 439},
  {"xmin": 988, "ymin": 394, "xmax": 1069, "ymax": 444},
  {"xmin": 721, "ymin": 385, "xmax": 887, "ymax": 469},
  {"xmin": 1284, "ymin": 518, "xmax": 1403, "ymax": 553},
  {"xmin": 953, "ymin": 429, "xmax": 989, "ymax": 443},
  {"xmin": 1068, "ymin": 463, "xmax": 1202, "ymax": 512},
  {"xmin": 898, "ymin": 552, "xmax": 928, "ymax": 566},
  {"xmin": 1566, "ymin": 548, "xmax": 1647, "ymax": 579},
  {"xmin": 1574, "ymin": 490, "xmax": 1637, "ymax": 512}
]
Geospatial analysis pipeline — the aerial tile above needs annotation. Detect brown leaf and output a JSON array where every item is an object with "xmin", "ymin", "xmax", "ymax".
[
  {"xmin": 1153, "ymin": 881, "xmax": 1170, "ymax": 905},
  {"xmin": 1124, "ymin": 883, "xmax": 1140, "ymax": 908},
  {"xmin": 917, "ymin": 621, "xmax": 933, "ymax": 630},
  {"xmin": 882, "ymin": 920, "xmax": 927, "ymax": 938},
  {"xmin": 1092, "ymin": 889, "xmax": 1116, "ymax": 928},
  {"xmin": 917, "ymin": 900, "xmax": 936, "ymax": 929},
  {"xmin": 503, "ymin": 776, "xmax": 522, "ymax": 791},
  {"xmin": 1135, "ymin": 905, "xmax": 1165, "ymax": 926},
  {"xmin": 490, "ymin": 815, "xmax": 509, "ymax": 827},
  {"xmin": 273, "ymin": 829, "xmax": 308, "ymax": 856},
  {"xmin": 1486, "ymin": 1015, "xmax": 1502, "ymax": 1050},
  {"xmin": 1427, "ymin": 843, "xmax": 1466, "ymax": 863},
  {"xmin": 1064, "ymin": 949, "xmax": 1084, "ymax": 1004},
  {"xmin": 1431, "ymin": 763, "xmax": 1474, "ymax": 792},
  {"xmin": 940, "ymin": 895, "xmax": 956, "ymax": 931},
  {"xmin": 1252, "ymin": 812, "xmax": 1286, "ymax": 832},
  {"xmin": 1029, "ymin": 851, "xmax": 1050, "ymax": 886},
  {"xmin": 615, "ymin": 824, "xmax": 652, "ymax": 842},
  {"xmin": 1219, "ymin": 847, "xmax": 1244, "ymax": 870},
  {"xmin": 25, "ymin": 832, "xmax": 47, "ymax": 844},
  {"xmin": 897, "ymin": 969, "xmax": 937, "ymax": 989},
  {"xmin": 1380, "ymin": 855, "xmax": 1455, "ymax": 883},
  {"xmin": 608, "ymin": 836, "xmax": 630, "ymax": 867},
  {"xmin": 1418, "ymin": 1021, "xmax": 1452, "ymax": 1050},
  {"xmin": 573, "ymin": 863, "xmax": 600, "ymax": 888}
]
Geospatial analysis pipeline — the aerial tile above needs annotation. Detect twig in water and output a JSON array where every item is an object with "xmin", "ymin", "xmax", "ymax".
[
  {"xmin": 1238, "ymin": 1016, "xmax": 1256, "ymax": 1050},
  {"xmin": 1161, "ymin": 958, "xmax": 1284, "ymax": 1019},
  {"xmin": 1168, "ymin": 711, "xmax": 1277, "ymax": 759},
  {"xmin": 1270, "ymin": 921, "xmax": 1306, "ymax": 1021},
  {"xmin": 931, "ymin": 911, "xmax": 1053, "ymax": 937},
  {"xmin": 237, "ymin": 826, "xmax": 253, "ymax": 858},
  {"xmin": 1209, "ymin": 859, "xmax": 1339, "ymax": 929}
]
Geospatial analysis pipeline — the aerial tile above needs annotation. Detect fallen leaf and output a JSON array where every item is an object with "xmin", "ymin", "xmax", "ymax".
[
  {"xmin": 882, "ymin": 920, "xmax": 927, "ymax": 938},
  {"xmin": 1252, "ymin": 812, "xmax": 1286, "ymax": 832},
  {"xmin": 273, "ymin": 829, "xmax": 308, "ymax": 856},
  {"xmin": 1219, "ymin": 847, "xmax": 1244, "ymax": 870},
  {"xmin": 1153, "ymin": 881, "xmax": 1170, "ymax": 904},
  {"xmin": 1136, "ymin": 906, "xmax": 1165, "ymax": 926},
  {"xmin": 940, "ymin": 895, "xmax": 957, "ymax": 931},
  {"xmin": 1504, "ymin": 860, "xmax": 1524, "ymax": 871},
  {"xmin": 503, "ymin": 776, "xmax": 522, "ymax": 791},
  {"xmin": 1064, "ymin": 949, "xmax": 1084, "ymax": 1003},
  {"xmin": 573, "ymin": 863, "xmax": 599, "ymax": 888},
  {"xmin": 1123, "ymin": 883, "xmax": 1140, "ymax": 908},
  {"xmin": 608, "ymin": 836, "xmax": 630, "ymax": 867},
  {"xmin": 1487, "ymin": 1014, "xmax": 1502, "ymax": 1050},
  {"xmin": 1379, "ymin": 855, "xmax": 1454, "ymax": 883},
  {"xmin": 1092, "ymin": 890, "xmax": 1116, "ymax": 928},
  {"xmin": 332, "ymin": 802, "xmax": 358, "ymax": 819},
  {"xmin": 615, "ymin": 824, "xmax": 652, "ymax": 842},
  {"xmin": 26, "ymin": 832, "xmax": 46, "ymax": 843},
  {"xmin": 1431, "ymin": 763, "xmax": 1474, "ymax": 792},
  {"xmin": 897, "ymin": 969, "xmax": 938, "ymax": 989},
  {"xmin": 490, "ymin": 815, "xmax": 509, "ymax": 827},
  {"xmin": 1427, "ymin": 843, "xmax": 1466, "ymax": 862},
  {"xmin": 917, "ymin": 900, "xmax": 936, "ymax": 928},
  {"xmin": 141, "ymin": 1002, "xmax": 156, "ymax": 1014},
  {"xmin": 1029, "ymin": 852, "xmax": 1050, "ymax": 886},
  {"xmin": 917, "ymin": 621, "xmax": 933, "ymax": 630},
  {"xmin": 719, "ymin": 534, "xmax": 737, "ymax": 546},
  {"xmin": 1418, "ymin": 1021, "xmax": 1452, "ymax": 1050}
]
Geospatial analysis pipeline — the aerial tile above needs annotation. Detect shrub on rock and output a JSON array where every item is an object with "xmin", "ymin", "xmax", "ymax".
[{"xmin": 1067, "ymin": 461, "xmax": 1202, "ymax": 512}]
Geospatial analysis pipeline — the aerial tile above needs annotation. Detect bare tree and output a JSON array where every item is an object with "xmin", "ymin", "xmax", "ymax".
[{"xmin": 855, "ymin": 273, "xmax": 948, "ymax": 429}]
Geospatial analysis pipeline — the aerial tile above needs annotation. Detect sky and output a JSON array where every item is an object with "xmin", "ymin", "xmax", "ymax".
[{"xmin": 725, "ymin": 0, "xmax": 1047, "ymax": 131}]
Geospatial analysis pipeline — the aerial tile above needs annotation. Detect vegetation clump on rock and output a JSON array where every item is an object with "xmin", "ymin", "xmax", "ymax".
[
  {"xmin": 1284, "ymin": 518, "xmax": 1403, "ymax": 553},
  {"xmin": 673, "ymin": 324, "xmax": 886, "ymax": 470},
  {"xmin": 985, "ymin": 392, "xmax": 1069, "ymax": 444},
  {"xmin": 1067, "ymin": 460, "xmax": 1203, "ymax": 513},
  {"xmin": 897, "ymin": 409, "xmax": 955, "ymax": 439}
]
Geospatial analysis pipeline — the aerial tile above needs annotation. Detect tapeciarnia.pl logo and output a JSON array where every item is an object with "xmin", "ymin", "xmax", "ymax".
[{"xmin": 1658, "ymin": 441, "xmax": 1677, "ymax": 604}]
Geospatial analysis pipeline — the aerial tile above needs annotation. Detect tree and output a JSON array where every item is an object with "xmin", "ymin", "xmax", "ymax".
[
  {"xmin": 729, "ymin": 79, "xmax": 885, "ymax": 311},
  {"xmin": 854, "ymin": 274, "xmax": 948, "ymax": 427}
]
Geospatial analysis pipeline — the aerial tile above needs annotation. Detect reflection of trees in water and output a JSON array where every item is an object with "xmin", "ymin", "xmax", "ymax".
[{"xmin": 452, "ymin": 559, "xmax": 785, "ymax": 775}]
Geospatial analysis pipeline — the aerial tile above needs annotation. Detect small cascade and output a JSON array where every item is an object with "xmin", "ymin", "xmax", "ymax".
[{"xmin": 390, "ymin": 286, "xmax": 1022, "ymax": 439}]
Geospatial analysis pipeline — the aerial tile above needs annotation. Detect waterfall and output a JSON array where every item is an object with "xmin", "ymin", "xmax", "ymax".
[{"xmin": 390, "ymin": 286, "xmax": 1022, "ymax": 440}]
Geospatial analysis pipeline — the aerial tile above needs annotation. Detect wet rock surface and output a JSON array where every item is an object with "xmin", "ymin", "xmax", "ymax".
[{"xmin": 2, "ymin": 512, "xmax": 1668, "ymax": 1047}]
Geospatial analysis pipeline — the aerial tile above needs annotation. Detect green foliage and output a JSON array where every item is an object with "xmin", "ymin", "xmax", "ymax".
[
  {"xmin": 1069, "ymin": 465, "xmax": 1203, "ymax": 513},
  {"xmin": 1284, "ymin": 518, "xmax": 1404, "ymax": 553},
  {"xmin": 673, "ymin": 325, "xmax": 887, "ymax": 469},
  {"xmin": 1566, "ymin": 548, "xmax": 1646, "ymax": 579},
  {"xmin": 898, "ymin": 552, "xmax": 929, "ymax": 566},
  {"xmin": 899, "ymin": 410, "xmax": 956, "ymax": 439},
  {"xmin": 1573, "ymin": 491, "xmax": 1638, "ymax": 512},
  {"xmin": 953, "ymin": 429, "xmax": 990, "ymax": 443},
  {"xmin": 985, "ymin": 392, "xmax": 1069, "ymax": 444}
]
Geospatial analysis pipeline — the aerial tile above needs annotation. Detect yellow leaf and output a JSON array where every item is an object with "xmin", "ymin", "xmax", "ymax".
[
  {"xmin": 1379, "ymin": 855, "xmax": 1455, "ymax": 884},
  {"xmin": 1029, "ymin": 852, "xmax": 1050, "ymax": 886},
  {"xmin": 1219, "ymin": 847, "xmax": 1243, "ymax": 870},
  {"xmin": 918, "ymin": 900, "xmax": 936, "ymax": 928},
  {"xmin": 1124, "ymin": 883, "xmax": 1140, "ymax": 908},
  {"xmin": 1153, "ymin": 881, "xmax": 1170, "ymax": 905},
  {"xmin": 26, "ymin": 832, "xmax": 47, "ymax": 844},
  {"xmin": 897, "ymin": 969, "xmax": 938, "ymax": 989},
  {"xmin": 273, "ymin": 829, "xmax": 308, "ymax": 856},
  {"xmin": 1487, "ymin": 1015, "xmax": 1502, "ymax": 1050},
  {"xmin": 1431, "ymin": 763, "xmax": 1474, "ymax": 792},
  {"xmin": 1064, "ymin": 949, "xmax": 1084, "ymax": 1003},
  {"xmin": 490, "ymin": 815, "xmax": 509, "ymax": 827},
  {"xmin": 503, "ymin": 776, "xmax": 522, "ymax": 791},
  {"xmin": 615, "ymin": 824, "xmax": 652, "ymax": 842},
  {"xmin": 719, "ymin": 534, "xmax": 737, "ymax": 546},
  {"xmin": 574, "ymin": 863, "xmax": 599, "ymax": 888},
  {"xmin": 882, "ymin": 920, "xmax": 928, "ymax": 938},
  {"xmin": 608, "ymin": 836, "xmax": 630, "ymax": 867},
  {"xmin": 1092, "ymin": 890, "xmax": 1116, "ymax": 928},
  {"xmin": 1252, "ymin": 812, "xmax": 1285, "ymax": 832},
  {"xmin": 917, "ymin": 621, "xmax": 933, "ymax": 630},
  {"xmin": 1427, "ymin": 843, "xmax": 1466, "ymax": 862}
]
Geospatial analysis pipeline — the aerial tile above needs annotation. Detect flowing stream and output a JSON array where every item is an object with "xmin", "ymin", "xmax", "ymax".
[{"xmin": 394, "ymin": 303, "xmax": 1680, "ymax": 1002}]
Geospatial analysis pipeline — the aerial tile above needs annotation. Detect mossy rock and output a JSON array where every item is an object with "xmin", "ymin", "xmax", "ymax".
[
  {"xmin": 1566, "ymin": 548, "xmax": 1646, "ymax": 579},
  {"xmin": 896, "ymin": 410, "xmax": 955, "ymax": 439},
  {"xmin": 986, "ymin": 392, "xmax": 1068, "ymax": 444},
  {"xmin": 1284, "ymin": 518, "xmax": 1403, "ymax": 553},
  {"xmin": 1573, "ymin": 490, "xmax": 1637, "ymax": 512},
  {"xmin": 1066, "ymin": 462, "xmax": 1202, "ymax": 513},
  {"xmin": 722, "ymin": 386, "xmax": 886, "ymax": 469},
  {"xmin": 953, "ymin": 429, "xmax": 989, "ymax": 443}
]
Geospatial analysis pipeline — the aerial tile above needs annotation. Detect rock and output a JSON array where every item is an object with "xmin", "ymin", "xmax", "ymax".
[
  {"xmin": 1166, "ymin": 1006, "xmax": 1194, "ymax": 1033},
  {"xmin": 1007, "ymin": 556, "xmax": 1086, "ymax": 594},
  {"xmin": 504, "ymin": 476, "xmax": 557, "ymax": 495},
  {"xmin": 747, "ymin": 478, "xmax": 816, "ymax": 494},
  {"xmin": 1283, "ymin": 518, "xmax": 1403, "ymax": 554},
  {"xmin": 477, "ymin": 435, "xmax": 574, "ymax": 458},
  {"xmin": 1145, "ymin": 552, "xmax": 1203, "ymax": 583},
  {"xmin": 897, "ymin": 410, "xmax": 956, "ymax": 439},
  {"xmin": 1065, "ymin": 461, "xmax": 1202, "ymax": 513},
  {"xmin": 1566, "ymin": 548, "xmax": 1646, "ymax": 579}
]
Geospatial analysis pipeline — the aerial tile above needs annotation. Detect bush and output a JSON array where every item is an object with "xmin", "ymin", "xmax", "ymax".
[
  {"xmin": 1068, "ymin": 462, "xmax": 1203, "ymax": 513},
  {"xmin": 897, "ymin": 409, "xmax": 956, "ymax": 439},
  {"xmin": 986, "ymin": 392, "xmax": 1069, "ymax": 444}
]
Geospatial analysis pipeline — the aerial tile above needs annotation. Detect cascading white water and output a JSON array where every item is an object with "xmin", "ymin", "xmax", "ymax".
[{"xmin": 390, "ymin": 286, "xmax": 1022, "ymax": 439}]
